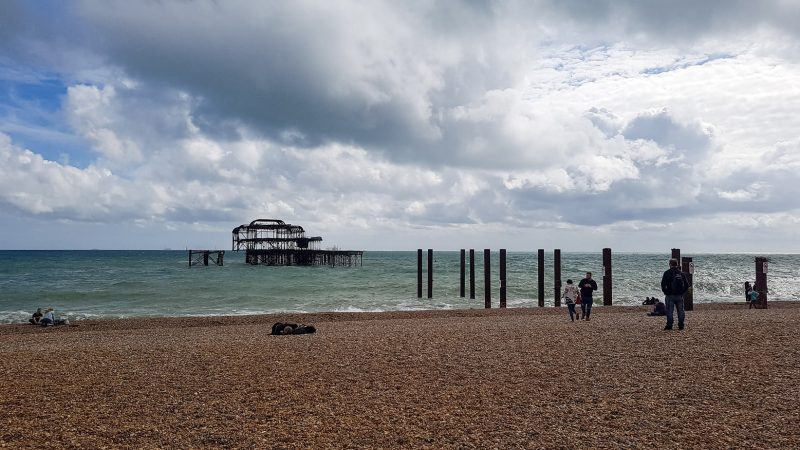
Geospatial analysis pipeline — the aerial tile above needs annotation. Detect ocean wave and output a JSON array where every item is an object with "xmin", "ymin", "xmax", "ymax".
[{"xmin": 333, "ymin": 306, "xmax": 386, "ymax": 313}]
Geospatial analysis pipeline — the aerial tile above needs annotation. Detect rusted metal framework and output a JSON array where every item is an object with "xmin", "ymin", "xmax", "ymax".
[
  {"xmin": 188, "ymin": 250, "xmax": 224, "ymax": 267},
  {"xmin": 232, "ymin": 219, "xmax": 362, "ymax": 266}
]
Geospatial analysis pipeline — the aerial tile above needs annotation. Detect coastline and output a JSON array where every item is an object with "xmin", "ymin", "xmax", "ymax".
[
  {"xmin": 2, "ymin": 302, "xmax": 799, "ymax": 448},
  {"xmin": 4, "ymin": 251, "xmax": 798, "ymax": 323},
  {"xmin": 3, "ymin": 301, "xmax": 796, "ymax": 334}
]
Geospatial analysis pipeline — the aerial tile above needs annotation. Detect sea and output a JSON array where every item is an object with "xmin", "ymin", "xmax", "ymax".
[{"xmin": 1, "ymin": 250, "xmax": 797, "ymax": 324}]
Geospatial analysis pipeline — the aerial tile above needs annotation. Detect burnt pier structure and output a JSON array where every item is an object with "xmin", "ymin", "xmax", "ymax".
[
  {"xmin": 232, "ymin": 219, "xmax": 362, "ymax": 266},
  {"xmin": 188, "ymin": 250, "xmax": 224, "ymax": 267}
]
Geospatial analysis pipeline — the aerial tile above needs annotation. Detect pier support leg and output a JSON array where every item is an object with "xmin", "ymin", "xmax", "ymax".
[
  {"xmin": 484, "ymin": 249, "xmax": 491, "ymax": 309},
  {"xmin": 203, "ymin": 251, "xmax": 209, "ymax": 266},
  {"xmin": 681, "ymin": 256, "xmax": 694, "ymax": 311},
  {"xmin": 671, "ymin": 248, "xmax": 681, "ymax": 265},
  {"xmin": 500, "ymin": 249, "xmax": 506, "ymax": 308},
  {"xmin": 417, "ymin": 249, "xmax": 422, "ymax": 298},
  {"xmin": 538, "ymin": 249, "xmax": 545, "ymax": 307},
  {"xmin": 469, "ymin": 249, "xmax": 475, "ymax": 300},
  {"xmin": 460, "ymin": 249, "xmax": 466, "ymax": 298},
  {"xmin": 554, "ymin": 249, "xmax": 562, "ymax": 307},
  {"xmin": 427, "ymin": 249, "xmax": 433, "ymax": 299},
  {"xmin": 603, "ymin": 248, "xmax": 612, "ymax": 306},
  {"xmin": 755, "ymin": 257, "xmax": 768, "ymax": 308}
]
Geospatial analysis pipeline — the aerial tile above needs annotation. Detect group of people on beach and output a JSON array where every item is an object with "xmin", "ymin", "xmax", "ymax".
[
  {"xmin": 561, "ymin": 259, "xmax": 690, "ymax": 330},
  {"xmin": 560, "ymin": 271, "xmax": 598, "ymax": 321},
  {"xmin": 29, "ymin": 307, "xmax": 69, "ymax": 327}
]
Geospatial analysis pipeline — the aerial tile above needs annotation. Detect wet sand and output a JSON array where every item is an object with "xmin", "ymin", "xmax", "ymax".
[{"xmin": 1, "ymin": 302, "xmax": 798, "ymax": 449}]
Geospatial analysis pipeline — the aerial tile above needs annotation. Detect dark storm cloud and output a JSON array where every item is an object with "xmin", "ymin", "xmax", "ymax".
[
  {"xmin": 547, "ymin": 0, "xmax": 800, "ymax": 41},
  {"xmin": 64, "ymin": 0, "xmax": 516, "ymax": 167},
  {"xmin": 0, "ymin": 1, "xmax": 93, "ymax": 72},
  {"xmin": 5, "ymin": 0, "xmax": 797, "ymax": 170}
]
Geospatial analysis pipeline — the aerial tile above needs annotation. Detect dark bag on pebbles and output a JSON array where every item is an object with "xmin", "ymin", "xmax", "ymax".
[{"xmin": 271, "ymin": 322, "xmax": 316, "ymax": 335}]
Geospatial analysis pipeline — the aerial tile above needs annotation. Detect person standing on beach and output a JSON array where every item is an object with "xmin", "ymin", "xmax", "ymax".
[
  {"xmin": 660, "ymin": 259, "xmax": 689, "ymax": 330},
  {"xmin": 562, "ymin": 279, "xmax": 579, "ymax": 322},
  {"xmin": 579, "ymin": 272, "xmax": 598, "ymax": 320}
]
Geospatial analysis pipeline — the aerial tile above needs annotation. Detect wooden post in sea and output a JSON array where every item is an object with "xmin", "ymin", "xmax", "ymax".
[
  {"xmin": 755, "ymin": 256, "xmax": 768, "ymax": 308},
  {"xmin": 554, "ymin": 249, "xmax": 562, "ymax": 307},
  {"xmin": 427, "ymin": 249, "xmax": 433, "ymax": 299},
  {"xmin": 603, "ymin": 248, "xmax": 612, "ymax": 306},
  {"xmin": 203, "ymin": 251, "xmax": 209, "ymax": 266},
  {"xmin": 671, "ymin": 248, "xmax": 681, "ymax": 265},
  {"xmin": 417, "ymin": 249, "xmax": 422, "ymax": 298},
  {"xmin": 460, "ymin": 249, "xmax": 466, "ymax": 298},
  {"xmin": 484, "ymin": 249, "xmax": 491, "ymax": 308},
  {"xmin": 500, "ymin": 249, "xmax": 507, "ymax": 308},
  {"xmin": 538, "ymin": 249, "xmax": 545, "ymax": 307},
  {"xmin": 681, "ymin": 256, "xmax": 694, "ymax": 311},
  {"xmin": 469, "ymin": 249, "xmax": 475, "ymax": 299}
]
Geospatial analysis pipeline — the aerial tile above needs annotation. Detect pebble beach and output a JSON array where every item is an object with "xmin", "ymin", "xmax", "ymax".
[{"xmin": 2, "ymin": 302, "xmax": 798, "ymax": 449}]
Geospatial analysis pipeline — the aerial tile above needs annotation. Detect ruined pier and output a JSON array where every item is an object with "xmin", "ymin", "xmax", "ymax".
[{"xmin": 232, "ymin": 219, "xmax": 362, "ymax": 267}]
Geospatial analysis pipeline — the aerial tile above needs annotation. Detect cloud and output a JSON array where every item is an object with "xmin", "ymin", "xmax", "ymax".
[
  {"xmin": 546, "ymin": 0, "xmax": 800, "ymax": 43},
  {"xmin": 0, "ymin": 133, "xmax": 133, "ymax": 220},
  {"xmin": 622, "ymin": 108, "xmax": 712, "ymax": 155},
  {"xmin": 1, "ymin": 1, "xmax": 800, "ymax": 250},
  {"xmin": 71, "ymin": 1, "xmax": 475, "ymax": 157},
  {"xmin": 65, "ymin": 85, "xmax": 143, "ymax": 164}
]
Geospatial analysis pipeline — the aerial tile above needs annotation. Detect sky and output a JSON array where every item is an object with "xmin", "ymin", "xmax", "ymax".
[{"xmin": 1, "ymin": 0, "xmax": 799, "ymax": 252}]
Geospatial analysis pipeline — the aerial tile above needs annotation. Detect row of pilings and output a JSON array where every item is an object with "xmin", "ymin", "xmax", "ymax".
[{"xmin": 415, "ymin": 249, "xmax": 770, "ymax": 310}]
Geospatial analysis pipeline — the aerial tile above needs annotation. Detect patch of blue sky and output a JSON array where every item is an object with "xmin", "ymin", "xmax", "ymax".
[
  {"xmin": 641, "ymin": 52, "xmax": 735, "ymax": 75},
  {"xmin": 0, "ymin": 69, "xmax": 94, "ymax": 168},
  {"xmin": 1, "ymin": 121, "xmax": 94, "ymax": 168}
]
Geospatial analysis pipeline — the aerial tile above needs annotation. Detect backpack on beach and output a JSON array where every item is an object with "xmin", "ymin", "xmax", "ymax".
[
  {"xmin": 669, "ymin": 270, "xmax": 688, "ymax": 295},
  {"xmin": 271, "ymin": 322, "xmax": 316, "ymax": 335}
]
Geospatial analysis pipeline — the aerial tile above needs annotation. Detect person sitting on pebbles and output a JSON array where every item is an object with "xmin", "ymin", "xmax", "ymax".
[
  {"xmin": 40, "ymin": 308, "xmax": 55, "ymax": 326},
  {"xmin": 647, "ymin": 299, "xmax": 666, "ymax": 316},
  {"xmin": 39, "ymin": 308, "xmax": 69, "ymax": 327},
  {"xmin": 29, "ymin": 308, "xmax": 43, "ymax": 325}
]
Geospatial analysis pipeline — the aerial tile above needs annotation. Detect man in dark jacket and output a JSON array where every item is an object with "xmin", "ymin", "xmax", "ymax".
[
  {"xmin": 579, "ymin": 272, "xmax": 598, "ymax": 320},
  {"xmin": 660, "ymin": 259, "xmax": 690, "ymax": 330}
]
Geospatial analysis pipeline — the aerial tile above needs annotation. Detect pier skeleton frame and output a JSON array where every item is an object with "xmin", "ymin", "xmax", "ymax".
[{"xmin": 232, "ymin": 219, "xmax": 362, "ymax": 266}]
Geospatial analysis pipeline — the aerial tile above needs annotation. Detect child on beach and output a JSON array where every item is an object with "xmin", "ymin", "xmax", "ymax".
[
  {"xmin": 562, "ymin": 279, "xmax": 579, "ymax": 322},
  {"xmin": 748, "ymin": 287, "xmax": 760, "ymax": 309}
]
